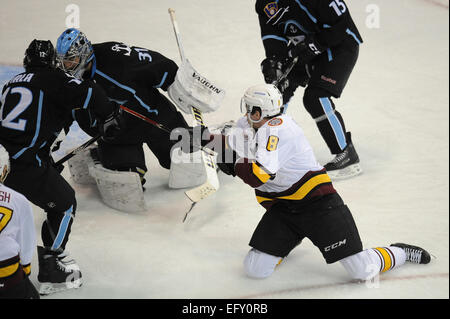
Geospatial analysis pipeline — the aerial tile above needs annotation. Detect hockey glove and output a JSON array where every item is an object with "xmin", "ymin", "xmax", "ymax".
[
  {"xmin": 288, "ymin": 36, "xmax": 327, "ymax": 65},
  {"xmin": 174, "ymin": 125, "xmax": 212, "ymax": 153},
  {"xmin": 261, "ymin": 57, "xmax": 291, "ymax": 94},
  {"xmin": 100, "ymin": 107, "xmax": 125, "ymax": 142},
  {"xmin": 50, "ymin": 156, "xmax": 64, "ymax": 173},
  {"xmin": 261, "ymin": 57, "xmax": 285, "ymax": 84}
]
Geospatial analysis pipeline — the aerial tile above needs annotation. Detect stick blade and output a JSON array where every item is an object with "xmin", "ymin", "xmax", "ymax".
[{"xmin": 184, "ymin": 181, "xmax": 218, "ymax": 203}]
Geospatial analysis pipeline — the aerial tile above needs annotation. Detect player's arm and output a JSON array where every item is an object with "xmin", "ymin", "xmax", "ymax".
[
  {"xmin": 209, "ymin": 129, "xmax": 278, "ymax": 189},
  {"xmin": 255, "ymin": 0, "xmax": 289, "ymax": 58},
  {"xmin": 315, "ymin": 0, "xmax": 361, "ymax": 47},
  {"xmin": 234, "ymin": 130, "xmax": 281, "ymax": 188},
  {"xmin": 132, "ymin": 49, "xmax": 179, "ymax": 92},
  {"xmin": 59, "ymin": 75, "xmax": 121, "ymax": 138},
  {"xmin": 288, "ymin": 0, "xmax": 360, "ymax": 63}
]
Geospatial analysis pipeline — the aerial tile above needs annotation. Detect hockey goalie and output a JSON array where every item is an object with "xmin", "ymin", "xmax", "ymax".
[{"xmin": 53, "ymin": 28, "xmax": 225, "ymax": 213}]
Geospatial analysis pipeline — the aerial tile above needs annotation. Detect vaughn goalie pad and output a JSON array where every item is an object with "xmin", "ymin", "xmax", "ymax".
[
  {"xmin": 67, "ymin": 145, "xmax": 97, "ymax": 185},
  {"xmin": 169, "ymin": 148, "xmax": 208, "ymax": 189},
  {"xmin": 88, "ymin": 164, "xmax": 146, "ymax": 213},
  {"xmin": 168, "ymin": 59, "xmax": 225, "ymax": 114}
]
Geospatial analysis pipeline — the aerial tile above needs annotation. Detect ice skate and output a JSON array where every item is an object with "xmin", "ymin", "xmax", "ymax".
[
  {"xmin": 391, "ymin": 243, "xmax": 431, "ymax": 264},
  {"xmin": 324, "ymin": 133, "xmax": 362, "ymax": 180},
  {"xmin": 37, "ymin": 246, "xmax": 82, "ymax": 296}
]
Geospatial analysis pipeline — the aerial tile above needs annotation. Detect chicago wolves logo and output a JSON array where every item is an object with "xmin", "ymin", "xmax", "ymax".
[{"xmin": 264, "ymin": 2, "xmax": 279, "ymax": 18}]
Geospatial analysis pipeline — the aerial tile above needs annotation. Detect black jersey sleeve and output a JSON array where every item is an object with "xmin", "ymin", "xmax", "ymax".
[
  {"xmin": 255, "ymin": 0, "xmax": 289, "ymax": 58},
  {"xmin": 130, "ymin": 48, "xmax": 179, "ymax": 92},
  {"xmin": 56, "ymin": 73, "xmax": 116, "ymax": 136}
]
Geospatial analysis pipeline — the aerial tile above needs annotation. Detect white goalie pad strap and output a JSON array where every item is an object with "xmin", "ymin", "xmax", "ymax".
[
  {"xmin": 88, "ymin": 164, "xmax": 146, "ymax": 213},
  {"xmin": 168, "ymin": 59, "xmax": 225, "ymax": 114},
  {"xmin": 169, "ymin": 148, "xmax": 207, "ymax": 189},
  {"xmin": 67, "ymin": 146, "xmax": 96, "ymax": 185}
]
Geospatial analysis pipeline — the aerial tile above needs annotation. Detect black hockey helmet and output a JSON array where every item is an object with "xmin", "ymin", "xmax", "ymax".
[{"xmin": 23, "ymin": 39, "xmax": 56, "ymax": 70}]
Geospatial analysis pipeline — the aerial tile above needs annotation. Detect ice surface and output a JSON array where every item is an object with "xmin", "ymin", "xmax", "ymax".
[{"xmin": 0, "ymin": 0, "xmax": 448, "ymax": 299}]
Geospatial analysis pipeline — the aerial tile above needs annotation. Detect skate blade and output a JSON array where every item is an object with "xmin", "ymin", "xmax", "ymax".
[
  {"xmin": 39, "ymin": 278, "xmax": 82, "ymax": 296},
  {"xmin": 327, "ymin": 163, "xmax": 363, "ymax": 181}
]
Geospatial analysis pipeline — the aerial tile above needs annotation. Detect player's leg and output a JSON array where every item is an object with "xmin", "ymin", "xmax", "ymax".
[
  {"xmin": 145, "ymin": 92, "xmax": 190, "ymax": 170},
  {"xmin": 5, "ymin": 161, "xmax": 82, "ymax": 295},
  {"xmin": 302, "ymin": 193, "xmax": 431, "ymax": 280},
  {"xmin": 304, "ymin": 44, "xmax": 362, "ymax": 179},
  {"xmin": 0, "ymin": 277, "xmax": 40, "ymax": 299},
  {"xmin": 303, "ymin": 193, "xmax": 364, "ymax": 264},
  {"xmin": 90, "ymin": 141, "xmax": 147, "ymax": 212},
  {"xmin": 244, "ymin": 203, "xmax": 304, "ymax": 279},
  {"xmin": 95, "ymin": 141, "xmax": 147, "ymax": 186},
  {"xmin": 340, "ymin": 243, "xmax": 431, "ymax": 281}
]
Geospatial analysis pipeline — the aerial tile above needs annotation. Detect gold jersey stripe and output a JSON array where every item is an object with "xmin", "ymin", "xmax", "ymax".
[
  {"xmin": 252, "ymin": 162, "xmax": 272, "ymax": 184},
  {"xmin": 22, "ymin": 264, "xmax": 31, "ymax": 276},
  {"xmin": 0, "ymin": 262, "xmax": 19, "ymax": 278},
  {"xmin": 375, "ymin": 247, "xmax": 392, "ymax": 273},
  {"xmin": 256, "ymin": 173, "xmax": 331, "ymax": 203}
]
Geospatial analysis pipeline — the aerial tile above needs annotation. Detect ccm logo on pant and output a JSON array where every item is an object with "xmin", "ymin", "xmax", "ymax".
[{"xmin": 324, "ymin": 239, "xmax": 347, "ymax": 252}]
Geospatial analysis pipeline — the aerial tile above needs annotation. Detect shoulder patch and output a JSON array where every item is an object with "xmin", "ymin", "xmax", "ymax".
[
  {"xmin": 268, "ymin": 117, "xmax": 283, "ymax": 126},
  {"xmin": 264, "ymin": 2, "xmax": 279, "ymax": 18}
]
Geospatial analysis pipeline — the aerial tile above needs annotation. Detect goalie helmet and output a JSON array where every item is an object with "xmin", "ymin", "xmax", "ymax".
[
  {"xmin": 240, "ymin": 84, "xmax": 283, "ymax": 123},
  {"xmin": 23, "ymin": 39, "xmax": 56, "ymax": 71},
  {"xmin": 56, "ymin": 28, "xmax": 94, "ymax": 79},
  {"xmin": 0, "ymin": 145, "xmax": 10, "ymax": 184}
]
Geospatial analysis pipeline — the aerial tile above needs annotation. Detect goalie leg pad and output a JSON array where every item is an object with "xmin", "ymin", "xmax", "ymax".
[
  {"xmin": 67, "ymin": 145, "xmax": 97, "ymax": 185},
  {"xmin": 169, "ymin": 147, "xmax": 207, "ymax": 188},
  {"xmin": 89, "ymin": 164, "xmax": 146, "ymax": 213}
]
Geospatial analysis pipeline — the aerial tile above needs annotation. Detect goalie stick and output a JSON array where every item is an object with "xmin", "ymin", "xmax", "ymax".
[
  {"xmin": 168, "ymin": 8, "xmax": 220, "ymax": 222},
  {"xmin": 53, "ymin": 134, "xmax": 100, "ymax": 166}
]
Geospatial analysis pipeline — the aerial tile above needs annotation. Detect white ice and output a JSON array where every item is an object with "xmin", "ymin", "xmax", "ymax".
[{"xmin": 0, "ymin": 0, "xmax": 448, "ymax": 299}]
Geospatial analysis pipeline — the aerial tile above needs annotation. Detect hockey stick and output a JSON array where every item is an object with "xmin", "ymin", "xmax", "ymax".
[
  {"xmin": 168, "ymin": 8, "xmax": 220, "ymax": 222},
  {"xmin": 119, "ymin": 104, "xmax": 216, "ymax": 156},
  {"xmin": 273, "ymin": 56, "xmax": 298, "ymax": 86},
  {"xmin": 53, "ymin": 134, "xmax": 101, "ymax": 166}
]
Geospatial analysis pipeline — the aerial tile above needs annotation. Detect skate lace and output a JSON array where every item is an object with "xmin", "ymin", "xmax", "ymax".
[
  {"xmin": 331, "ymin": 150, "xmax": 347, "ymax": 163},
  {"xmin": 405, "ymin": 248, "xmax": 423, "ymax": 263},
  {"xmin": 56, "ymin": 259, "xmax": 72, "ymax": 273}
]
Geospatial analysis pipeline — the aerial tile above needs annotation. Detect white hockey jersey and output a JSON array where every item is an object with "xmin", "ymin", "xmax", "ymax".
[
  {"xmin": 227, "ymin": 115, "xmax": 336, "ymax": 209},
  {"xmin": 0, "ymin": 184, "xmax": 36, "ymax": 279}
]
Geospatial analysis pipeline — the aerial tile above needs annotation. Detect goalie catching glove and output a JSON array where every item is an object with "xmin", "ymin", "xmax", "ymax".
[{"xmin": 168, "ymin": 59, "xmax": 225, "ymax": 114}]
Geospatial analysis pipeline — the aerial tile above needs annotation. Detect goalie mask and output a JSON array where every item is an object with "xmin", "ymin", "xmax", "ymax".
[
  {"xmin": 240, "ymin": 84, "xmax": 283, "ymax": 123},
  {"xmin": 0, "ymin": 145, "xmax": 10, "ymax": 184},
  {"xmin": 56, "ymin": 28, "xmax": 95, "ymax": 79}
]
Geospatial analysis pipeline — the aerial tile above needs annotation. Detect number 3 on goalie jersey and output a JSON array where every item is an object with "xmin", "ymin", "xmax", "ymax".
[
  {"xmin": 0, "ymin": 206, "xmax": 13, "ymax": 234},
  {"xmin": 266, "ymin": 135, "xmax": 279, "ymax": 152}
]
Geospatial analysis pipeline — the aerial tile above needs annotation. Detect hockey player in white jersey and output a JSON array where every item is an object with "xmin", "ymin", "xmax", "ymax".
[
  {"xmin": 0, "ymin": 145, "xmax": 39, "ymax": 299},
  {"xmin": 188, "ymin": 84, "xmax": 431, "ymax": 282}
]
